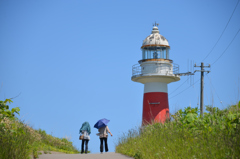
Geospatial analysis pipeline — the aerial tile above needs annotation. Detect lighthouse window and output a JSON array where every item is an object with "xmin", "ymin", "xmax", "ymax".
[
  {"xmin": 155, "ymin": 49, "xmax": 160, "ymax": 59},
  {"xmin": 142, "ymin": 50, "xmax": 146, "ymax": 59},
  {"xmin": 153, "ymin": 51, "xmax": 158, "ymax": 59},
  {"xmin": 161, "ymin": 48, "xmax": 167, "ymax": 59},
  {"xmin": 142, "ymin": 47, "xmax": 170, "ymax": 60},
  {"xmin": 166, "ymin": 49, "xmax": 169, "ymax": 59},
  {"xmin": 147, "ymin": 50, "xmax": 151, "ymax": 59}
]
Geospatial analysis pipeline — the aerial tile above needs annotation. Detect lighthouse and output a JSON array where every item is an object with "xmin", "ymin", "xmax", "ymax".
[{"xmin": 132, "ymin": 24, "xmax": 180, "ymax": 125}]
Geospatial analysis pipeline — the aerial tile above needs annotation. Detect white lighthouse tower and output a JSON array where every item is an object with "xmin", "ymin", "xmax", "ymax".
[{"xmin": 132, "ymin": 24, "xmax": 180, "ymax": 125}]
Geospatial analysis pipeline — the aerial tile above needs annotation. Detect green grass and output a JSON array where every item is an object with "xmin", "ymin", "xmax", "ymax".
[
  {"xmin": 116, "ymin": 102, "xmax": 240, "ymax": 159},
  {"xmin": 0, "ymin": 99, "xmax": 80, "ymax": 159},
  {"xmin": 0, "ymin": 118, "xmax": 80, "ymax": 159},
  {"xmin": 37, "ymin": 128, "xmax": 80, "ymax": 154},
  {"xmin": 0, "ymin": 118, "xmax": 37, "ymax": 159}
]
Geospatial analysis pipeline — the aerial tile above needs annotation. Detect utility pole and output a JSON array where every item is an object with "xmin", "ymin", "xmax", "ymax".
[{"xmin": 194, "ymin": 62, "xmax": 210, "ymax": 116}]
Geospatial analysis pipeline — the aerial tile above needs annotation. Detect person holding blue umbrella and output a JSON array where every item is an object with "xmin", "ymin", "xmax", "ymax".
[
  {"xmin": 79, "ymin": 122, "xmax": 91, "ymax": 154},
  {"xmin": 94, "ymin": 118, "xmax": 113, "ymax": 153}
]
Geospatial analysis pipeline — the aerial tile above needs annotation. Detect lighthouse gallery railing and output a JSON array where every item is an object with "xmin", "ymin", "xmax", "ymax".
[{"xmin": 132, "ymin": 63, "xmax": 179, "ymax": 77}]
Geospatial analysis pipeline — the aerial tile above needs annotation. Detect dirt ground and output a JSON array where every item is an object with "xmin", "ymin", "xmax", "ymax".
[{"xmin": 37, "ymin": 152, "xmax": 134, "ymax": 159}]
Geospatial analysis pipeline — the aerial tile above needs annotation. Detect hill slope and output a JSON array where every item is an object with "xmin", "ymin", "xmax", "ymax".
[
  {"xmin": 0, "ymin": 99, "xmax": 80, "ymax": 159},
  {"xmin": 116, "ymin": 102, "xmax": 240, "ymax": 159}
]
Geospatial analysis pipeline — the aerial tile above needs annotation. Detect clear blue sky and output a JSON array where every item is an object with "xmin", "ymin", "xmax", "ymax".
[{"xmin": 1, "ymin": 0, "xmax": 240, "ymax": 153}]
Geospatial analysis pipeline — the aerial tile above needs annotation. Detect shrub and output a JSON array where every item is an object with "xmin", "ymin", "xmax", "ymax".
[
  {"xmin": 0, "ymin": 99, "xmax": 41, "ymax": 159},
  {"xmin": 0, "ymin": 99, "xmax": 80, "ymax": 159},
  {"xmin": 116, "ymin": 102, "xmax": 240, "ymax": 159}
]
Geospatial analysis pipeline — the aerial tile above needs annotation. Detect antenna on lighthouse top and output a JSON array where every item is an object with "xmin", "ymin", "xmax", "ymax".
[{"xmin": 153, "ymin": 21, "xmax": 159, "ymax": 27}]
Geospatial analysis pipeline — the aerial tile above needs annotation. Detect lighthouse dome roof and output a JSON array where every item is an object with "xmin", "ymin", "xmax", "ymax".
[{"xmin": 142, "ymin": 26, "xmax": 169, "ymax": 48}]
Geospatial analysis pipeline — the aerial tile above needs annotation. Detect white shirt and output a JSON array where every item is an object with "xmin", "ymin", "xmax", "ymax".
[{"xmin": 82, "ymin": 130, "xmax": 90, "ymax": 140}]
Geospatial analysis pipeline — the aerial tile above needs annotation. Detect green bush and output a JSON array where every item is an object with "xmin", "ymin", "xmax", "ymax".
[
  {"xmin": 116, "ymin": 102, "xmax": 240, "ymax": 159},
  {"xmin": 0, "ymin": 99, "xmax": 40, "ymax": 159},
  {"xmin": 0, "ymin": 99, "xmax": 80, "ymax": 159},
  {"xmin": 37, "ymin": 128, "xmax": 79, "ymax": 153}
]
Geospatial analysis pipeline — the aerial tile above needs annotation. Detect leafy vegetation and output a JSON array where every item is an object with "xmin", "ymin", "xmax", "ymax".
[
  {"xmin": 0, "ymin": 99, "xmax": 80, "ymax": 159},
  {"xmin": 36, "ymin": 129, "xmax": 80, "ymax": 155},
  {"xmin": 116, "ymin": 102, "xmax": 240, "ymax": 159}
]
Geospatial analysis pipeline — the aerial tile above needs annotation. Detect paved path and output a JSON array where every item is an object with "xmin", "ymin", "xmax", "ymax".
[{"xmin": 38, "ymin": 152, "xmax": 134, "ymax": 159}]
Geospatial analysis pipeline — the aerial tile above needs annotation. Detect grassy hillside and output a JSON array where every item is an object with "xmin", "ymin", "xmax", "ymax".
[
  {"xmin": 116, "ymin": 102, "xmax": 240, "ymax": 159},
  {"xmin": 0, "ymin": 99, "xmax": 80, "ymax": 159}
]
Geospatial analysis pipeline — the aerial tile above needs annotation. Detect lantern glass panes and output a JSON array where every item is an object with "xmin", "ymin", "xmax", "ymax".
[{"xmin": 141, "ymin": 47, "xmax": 169, "ymax": 60}]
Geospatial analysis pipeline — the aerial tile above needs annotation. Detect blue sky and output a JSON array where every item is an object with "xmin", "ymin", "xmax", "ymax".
[{"xmin": 1, "ymin": 0, "xmax": 240, "ymax": 153}]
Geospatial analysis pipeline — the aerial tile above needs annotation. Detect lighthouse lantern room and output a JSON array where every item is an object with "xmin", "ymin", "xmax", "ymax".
[{"xmin": 132, "ymin": 24, "xmax": 180, "ymax": 125}]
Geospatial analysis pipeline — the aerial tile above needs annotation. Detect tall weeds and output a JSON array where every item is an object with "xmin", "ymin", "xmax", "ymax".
[
  {"xmin": 37, "ymin": 129, "xmax": 80, "ymax": 154},
  {"xmin": 0, "ymin": 99, "xmax": 80, "ymax": 159},
  {"xmin": 0, "ymin": 117, "xmax": 41, "ymax": 158},
  {"xmin": 116, "ymin": 102, "xmax": 240, "ymax": 159}
]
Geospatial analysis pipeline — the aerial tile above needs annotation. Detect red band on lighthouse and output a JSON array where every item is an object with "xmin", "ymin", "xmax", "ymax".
[{"xmin": 142, "ymin": 92, "xmax": 169, "ymax": 125}]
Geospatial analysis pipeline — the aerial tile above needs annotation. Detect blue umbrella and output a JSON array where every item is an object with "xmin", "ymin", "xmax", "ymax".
[{"xmin": 94, "ymin": 118, "xmax": 110, "ymax": 129}]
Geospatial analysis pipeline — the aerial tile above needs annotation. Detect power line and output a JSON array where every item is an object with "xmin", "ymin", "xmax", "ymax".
[
  {"xmin": 206, "ymin": 74, "xmax": 224, "ymax": 107},
  {"xmin": 202, "ymin": 0, "xmax": 240, "ymax": 61},
  {"xmin": 169, "ymin": 26, "xmax": 239, "ymax": 99},
  {"xmin": 168, "ymin": 1, "xmax": 239, "ymax": 100},
  {"xmin": 169, "ymin": 77, "xmax": 189, "ymax": 95},
  {"xmin": 212, "ymin": 28, "xmax": 240, "ymax": 66},
  {"xmin": 169, "ymin": 79, "xmax": 200, "ymax": 99}
]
